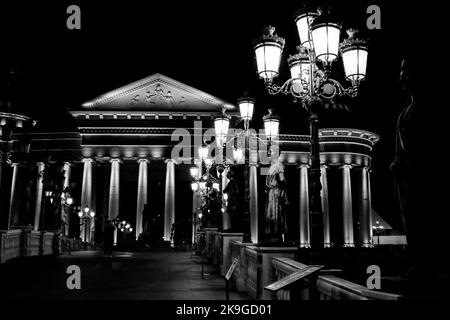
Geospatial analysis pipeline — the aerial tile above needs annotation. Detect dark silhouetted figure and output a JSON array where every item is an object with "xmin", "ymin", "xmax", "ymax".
[
  {"xmin": 223, "ymin": 168, "xmax": 240, "ymax": 232},
  {"xmin": 104, "ymin": 220, "xmax": 115, "ymax": 258},
  {"xmin": 392, "ymin": 54, "xmax": 446, "ymax": 277}
]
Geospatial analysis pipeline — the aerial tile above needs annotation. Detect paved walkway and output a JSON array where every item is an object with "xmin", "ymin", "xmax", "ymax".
[{"xmin": 0, "ymin": 250, "xmax": 251, "ymax": 300}]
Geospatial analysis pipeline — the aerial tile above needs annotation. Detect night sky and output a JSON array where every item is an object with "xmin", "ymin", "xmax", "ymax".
[{"xmin": 0, "ymin": 1, "xmax": 435, "ymax": 230}]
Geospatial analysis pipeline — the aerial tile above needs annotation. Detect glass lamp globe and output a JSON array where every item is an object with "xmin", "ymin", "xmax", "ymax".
[
  {"xmin": 295, "ymin": 10, "xmax": 319, "ymax": 49},
  {"xmin": 237, "ymin": 97, "xmax": 255, "ymax": 123},
  {"xmin": 190, "ymin": 166, "xmax": 199, "ymax": 179},
  {"xmin": 263, "ymin": 109, "xmax": 280, "ymax": 140},
  {"xmin": 214, "ymin": 108, "xmax": 231, "ymax": 148},
  {"xmin": 340, "ymin": 29, "xmax": 368, "ymax": 85},
  {"xmin": 311, "ymin": 19, "xmax": 341, "ymax": 64},
  {"xmin": 254, "ymin": 26, "xmax": 285, "ymax": 81}
]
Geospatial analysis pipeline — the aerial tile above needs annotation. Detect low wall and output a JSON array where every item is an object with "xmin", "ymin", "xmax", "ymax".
[
  {"xmin": 0, "ymin": 229, "xmax": 22, "ymax": 264},
  {"xmin": 0, "ymin": 229, "xmax": 80, "ymax": 264}
]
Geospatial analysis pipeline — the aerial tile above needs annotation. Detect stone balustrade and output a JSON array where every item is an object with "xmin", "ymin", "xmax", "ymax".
[
  {"xmin": 202, "ymin": 231, "xmax": 403, "ymax": 301},
  {"xmin": 0, "ymin": 229, "xmax": 83, "ymax": 264},
  {"xmin": 0, "ymin": 229, "xmax": 22, "ymax": 263}
]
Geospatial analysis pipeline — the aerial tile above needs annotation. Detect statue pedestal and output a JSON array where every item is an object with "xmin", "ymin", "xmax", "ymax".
[
  {"xmin": 203, "ymin": 228, "xmax": 218, "ymax": 260},
  {"xmin": 219, "ymin": 232, "xmax": 244, "ymax": 276},
  {"xmin": 245, "ymin": 245, "xmax": 298, "ymax": 300},
  {"xmin": 230, "ymin": 240, "xmax": 253, "ymax": 292}
]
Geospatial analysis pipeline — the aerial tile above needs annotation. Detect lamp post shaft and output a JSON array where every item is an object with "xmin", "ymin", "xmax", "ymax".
[
  {"xmin": 309, "ymin": 112, "xmax": 324, "ymax": 249},
  {"xmin": 243, "ymin": 129, "xmax": 251, "ymax": 242}
]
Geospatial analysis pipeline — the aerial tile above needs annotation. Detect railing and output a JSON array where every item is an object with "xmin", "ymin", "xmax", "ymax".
[
  {"xmin": 268, "ymin": 256, "xmax": 402, "ymax": 300},
  {"xmin": 317, "ymin": 275, "xmax": 402, "ymax": 300},
  {"xmin": 271, "ymin": 257, "xmax": 310, "ymax": 300}
]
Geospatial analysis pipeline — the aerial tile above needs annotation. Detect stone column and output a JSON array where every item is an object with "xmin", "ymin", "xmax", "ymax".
[
  {"xmin": 342, "ymin": 164, "xmax": 354, "ymax": 247},
  {"xmin": 299, "ymin": 164, "xmax": 310, "ymax": 248},
  {"xmin": 62, "ymin": 162, "xmax": 71, "ymax": 236},
  {"xmin": 108, "ymin": 158, "xmax": 121, "ymax": 244},
  {"xmin": 33, "ymin": 162, "xmax": 45, "ymax": 231},
  {"xmin": 359, "ymin": 167, "xmax": 373, "ymax": 247},
  {"xmin": 320, "ymin": 165, "xmax": 331, "ymax": 248},
  {"xmin": 80, "ymin": 158, "xmax": 93, "ymax": 242},
  {"xmin": 135, "ymin": 158, "xmax": 148, "ymax": 239},
  {"xmin": 164, "ymin": 159, "xmax": 176, "ymax": 242},
  {"xmin": 8, "ymin": 163, "xmax": 20, "ymax": 229},
  {"xmin": 249, "ymin": 164, "xmax": 258, "ymax": 244}
]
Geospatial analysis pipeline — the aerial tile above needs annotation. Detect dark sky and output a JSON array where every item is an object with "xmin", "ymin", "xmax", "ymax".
[{"xmin": 0, "ymin": 0, "xmax": 435, "ymax": 229}]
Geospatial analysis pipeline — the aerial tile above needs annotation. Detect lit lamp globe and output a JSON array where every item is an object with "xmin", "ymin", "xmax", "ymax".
[
  {"xmin": 198, "ymin": 145, "xmax": 209, "ymax": 161},
  {"xmin": 214, "ymin": 108, "xmax": 231, "ymax": 148},
  {"xmin": 263, "ymin": 109, "xmax": 280, "ymax": 141},
  {"xmin": 310, "ymin": 11, "xmax": 341, "ymax": 65},
  {"xmin": 199, "ymin": 181, "xmax": 207, "ymax": 190},
  {"xmin": 191, "ymin": 182, "xmax": 199, "ymax": 192},
  {"xmin": 77, "ymin": 211, "xmax": 83, "ymax": 218},
  {"xmin": 287, "ymin": 46, "xmax": 311, "ymax": 94},
  {"xmin": 254, "ymin": 26, "xmax": 286, "ymax": 82},
  {"xmin": 295, "ymin": 9, "xmax": 319, "ymax": 49},
  {"xmin": 340, "ymin": 29, "xmax": 368, "ymax": 86},
  {"xmin": 233, "ymin": 148, "xmax": 244, "ymax": 163},
  {"xmin": 212, "ymin": 182, "xmax": 220, "ymax": 191},
  {"xmin": 84, "ymin": 206, "xmax": 89, "ymax": 213},
  {"xmin": 90, "ymin": 211, "xmax": 95, "ymax": 218},
  {"xmin": 190, "ymin": 166, "xmax": 199, "ymax": 179},
  {"xmin": 66, "ymin": 197, "xmax": 74, "ymax": 205},
  {"xmin": 237, "ymin": 97, "xmax": 254, "ymax": 130}
]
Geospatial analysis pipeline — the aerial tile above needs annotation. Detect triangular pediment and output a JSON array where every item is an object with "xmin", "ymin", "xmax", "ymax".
[{"xmin": 81, "ymin": 73, "xmax": 235, "ymax": 112}]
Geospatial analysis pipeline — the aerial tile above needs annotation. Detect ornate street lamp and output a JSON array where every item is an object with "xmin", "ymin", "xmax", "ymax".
[
  {"xmin": 340, "ymin": 29, "xmax": 369, "ymax": 87},
  {"xmin": 214, "ymin": 107, "xmax": 231, "ymax": 148},
  {"xmin": 78, "ymin": 206, "xmax": 95, "ymax": 249},
  {"xmin": 263, "ymin": 109, "xmax": 280, "ymax": 141},
  {"xmin": 252, "ymin": 6, "xmax": 369, "ymax": 249},
  {"xmin": 191, "ymin": 181, "xmax": 199, "ymax": 192},
  {"xmin": 237, "ymin": 97, "xmax": 255, "ymax": 130},
  {"xmin": 254, "ymin": 26, "xmax": 285, "ymax": 82}
]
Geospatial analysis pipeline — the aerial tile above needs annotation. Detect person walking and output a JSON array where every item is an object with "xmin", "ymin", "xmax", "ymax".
[{"xmin": 104, "ymin": 220, "xmax": 115, "ymax": 258}]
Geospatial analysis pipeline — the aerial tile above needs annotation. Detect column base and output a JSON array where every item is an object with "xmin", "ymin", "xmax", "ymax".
[{"xmin": 343, "ymin": 243, "xmax": 355, "ymax": 248}]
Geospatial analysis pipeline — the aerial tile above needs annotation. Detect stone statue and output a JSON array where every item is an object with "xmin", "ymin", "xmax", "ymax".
[
  {"xmin": 223, "ymin": 167, "xmax": 240, "ymax": 232},
  {"xmin": 392, "ymin": 54, "xmax": 446, "ymax": 277},
  {"xmin": 264, "ymin": 155, "xmax": 289, "ymax": 241}
]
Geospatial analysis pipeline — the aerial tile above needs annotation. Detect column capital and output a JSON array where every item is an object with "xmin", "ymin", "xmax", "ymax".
[
  {"xmin": 340, "ymin": 164, "xmax": 353, "ymax": 169},
  {"xmin": 63, "ymin": 161, "xmax": 74, "ymax": 167},
  {"xmin": 82, "ymin": 157, "xmax": 94, "ymax": 163},
  {"xmin": 137, "ymin": 158, "xmax": 150, "ymax": 164},
  {"xmin": 320, "ymin": 164, "xmax": 329, "ymax": 170},
  {"xmin": 110, "ymin": 158, "xmax": 123, "ymax": 164},
  {"xmin": 298, "ymin": 163, "xmax": 309, "ymax": 169},
  {"xmin": 165, "ymin": 158, "xmax": 181, "ymax": 165}
]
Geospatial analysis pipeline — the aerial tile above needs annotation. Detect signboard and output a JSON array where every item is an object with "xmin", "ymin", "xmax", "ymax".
[
  {"xmin": 265, "ymin": 265, "xmax": 324, "ymax": 292},
  {"xmin": 225, "ymin": 258, "xmax": 239, "ymax": 280}
]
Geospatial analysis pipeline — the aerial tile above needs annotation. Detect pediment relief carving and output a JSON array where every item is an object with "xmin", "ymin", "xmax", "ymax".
[{"xmin": 81, "ymin": 73, "xmax": 234, "ymax": 112}]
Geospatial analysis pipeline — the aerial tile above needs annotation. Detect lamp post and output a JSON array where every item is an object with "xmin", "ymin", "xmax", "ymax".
[
  {"xmin": 252, "ymin": 7, "xmax": 368, "ymax": 249},
  {"xmin": 372, "ymin": 221, "xmax": 383, "ymax": 246},
  {"xmin": 78, "ymin": 206, "xmax": 95, "ymax": 250}
]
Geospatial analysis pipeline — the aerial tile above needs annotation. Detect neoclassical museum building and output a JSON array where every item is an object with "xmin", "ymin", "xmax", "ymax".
[{"xmin": 0, "ymin": 73, "xmax": 379, "ymax": 249}]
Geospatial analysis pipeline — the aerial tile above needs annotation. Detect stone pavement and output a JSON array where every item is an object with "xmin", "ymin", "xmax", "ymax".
[{"xmin": 0, "ymin": 250, "xmax": 251, "ymax": 300}]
